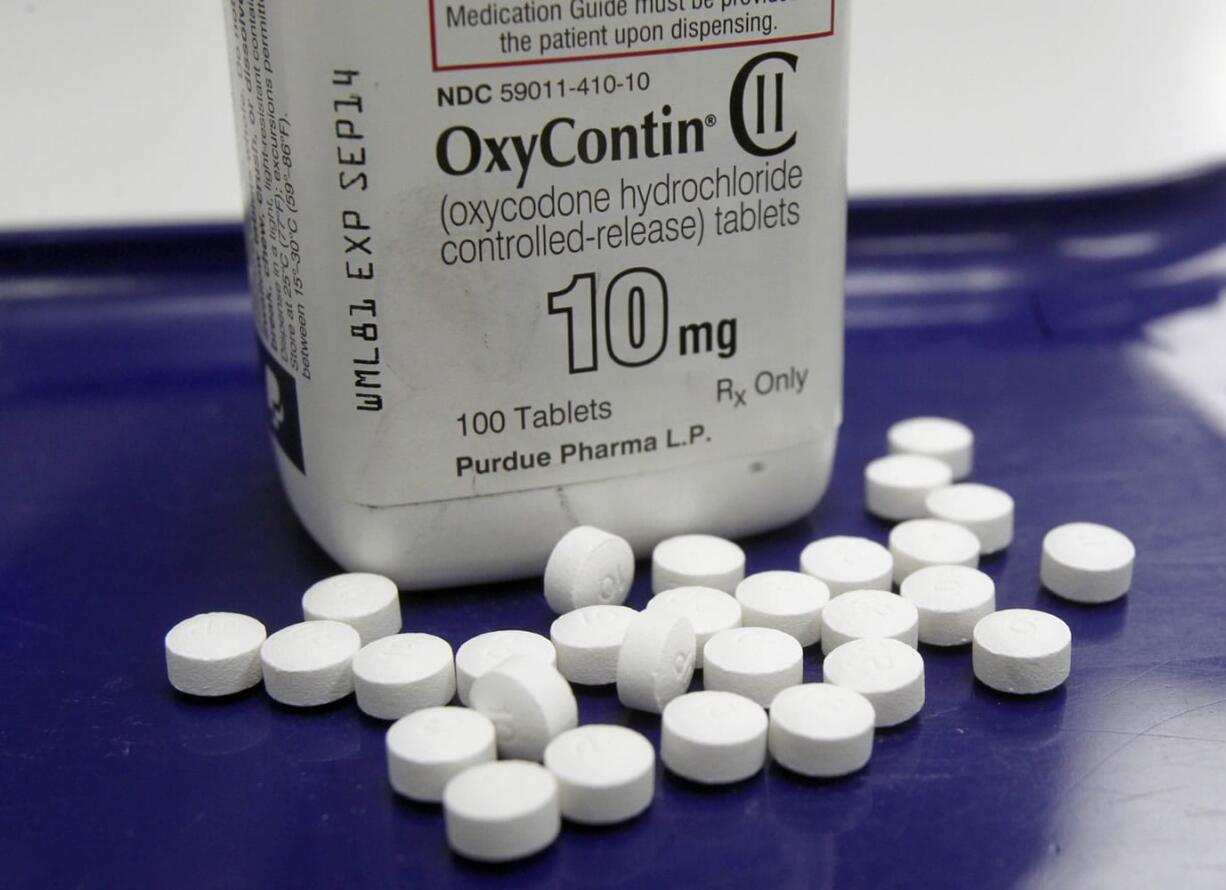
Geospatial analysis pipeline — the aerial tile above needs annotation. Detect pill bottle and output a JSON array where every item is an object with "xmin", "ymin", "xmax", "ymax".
[{"xmin": 223, "ymin": 1, "xmax": 849, "ymax": 589}]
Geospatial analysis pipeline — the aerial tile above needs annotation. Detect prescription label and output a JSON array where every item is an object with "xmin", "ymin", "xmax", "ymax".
[{"xmin": 227, "ymin": 0, "xmax": 846, "ymax": 507}]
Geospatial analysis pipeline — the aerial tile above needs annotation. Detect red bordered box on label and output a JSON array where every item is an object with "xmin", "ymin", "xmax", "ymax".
[{"xmin": 430, "ymin": 0, "xmax": 836, "ymax": 72}]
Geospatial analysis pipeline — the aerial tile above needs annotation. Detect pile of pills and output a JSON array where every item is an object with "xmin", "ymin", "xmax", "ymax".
[{"xmin": 165, "ymin": 421, "xmax": 1137, "ymax": 864}]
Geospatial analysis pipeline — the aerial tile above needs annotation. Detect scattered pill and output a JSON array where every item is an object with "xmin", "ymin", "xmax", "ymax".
[
  {"xmin": 889, "ymin": 518, "xmax": 981, "ymax": 584},
  {"xmin": 887, "ymin": 416, "xmax": 974, "ymax": 480},
  {"xmin": 543, "ymin": 526, "xmax": 635, "ymax": 614},
  {"xmin": 819, "ymin": 588, "xmax": 919, "ymax": 655},
  {"xmin": 1041, "ymin": 522, "xmax": 1135, "ymax": 603},
  {"xmin": 925, "ymin": 483, "xmax": 1014, "ymax": 554},
  {"xmin": 646, "ymin": 586, "xmax": 742, "ymax": 667},
  {"xmin": 386, "ymin": 706, "xmax": 496, "ymax": 803},
  {"xmin": 543, "ymin": 725, "xmax": 655, "ymax": 825},
  {"xmin": 973, "ymin": 609, "xmax": 1071, "ymax": 694},
  {"xmin": 900, "ymin": 565, "xmax": 995, "ymax": 646},
  {"xmin": 352, "ymin": 633, "xmax": 456, "ymax": 720},
  {"xmin": 260, "ymin": 620, "xmax": 362, "ymax": 707},
  {"xmin": 469, "ymin": 655, "xmax": 578, "ymax": 761},
  {"xmin": 768, "ymin": 683, "xmax": 875, "ymax": 778},
  {"xmin": 702, "ymin": 626, "xmax": 803, "ymax": 708},
  {"xmin": 865, "ymin": 454, "xmax": 954, "ymax": 521},
  {"xmin": 301, "ymin": 573, "xmax": 401, "ymax": 646},
  {"xmin": 652, "ymin": 534, "xmax": 746, "ymax": 594},
  {"xmin": 443, "ymin": 760, "xmax": 560, "ymax": 863},
  {"xmin": 454, "ymin": 630, "xmax": 557, "ymax": 706},
  {"xmin": 168, "ymin": 410, "xmax": 1117, "ymax": 853},
  {"xmin": 661, "ymin": 690, "xmax": 768, "ymax": 785},
  {"xmin": 165, "ymin": 612, "xmax": 266, "ymax": 697},
  {"xmin": 550, "ymin": 604, "xmax": 637, "ymax": 686},
  {"xmin": 799, "ymin": 536, "xmax": 894, "ymax": 597},
  {"xmin": 822, "ymin": 637, "xmax": 925, "ymax": 727},
  {"xmin": 616, "ymin": 610, "xmax": 696, "ymax": 713},
  {"xmin": 735, "ymin": 571, "xmax": 830, "ymax": 647}
]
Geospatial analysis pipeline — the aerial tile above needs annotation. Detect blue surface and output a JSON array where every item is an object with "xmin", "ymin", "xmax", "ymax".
[{"xmin": 3, "ymin": 170, "xmax": 1226, "ymax": 888}]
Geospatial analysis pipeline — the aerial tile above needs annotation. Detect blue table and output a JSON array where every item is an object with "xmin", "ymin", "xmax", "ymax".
[{"xmin": 4, "ymin": 170, "xmax": 1226, "ymax": 888}]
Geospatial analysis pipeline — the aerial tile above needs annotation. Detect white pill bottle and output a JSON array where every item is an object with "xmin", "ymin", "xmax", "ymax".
[{"xmin": 223, "ymin": 1, "xmax": 849, "ymax": 588}]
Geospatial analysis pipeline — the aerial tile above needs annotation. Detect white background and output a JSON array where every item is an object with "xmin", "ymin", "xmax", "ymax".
[{"xmin": 3, "ymin": 0, "xmax": 1225, "ymax": 230}]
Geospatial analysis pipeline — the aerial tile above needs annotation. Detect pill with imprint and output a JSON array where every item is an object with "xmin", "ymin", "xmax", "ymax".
[
  {"xmin": 386, "ymin": 706, "xmax": 496, "ymax": 803},
  {"xmin": 661, "ymin": 690, "xmax": 768, "ymax": 785},
  {"xmin": 550, "ymin": 604, "xmax": 637, "ymax": 686},
  {"xmin": 455, "ymin": 630, "xmax": 556, "ymax": 706},
  {"xmin": 973, "ymin": 609, "xmax": 1071, "ymax": 694},
  {"xmin": 800, "ymin": 536, "xmax": 894, "ymax": 597},
  {"xmin": 616, "ymin": 610, "xmax": 696, "ymax": 713},
  {"xmin": 443, "ymin": 761, "xmax": 560, "ymax": 863},
  {"xmin": 652, "ymin": 534, "xmax": 746, "ymax": 594},
  {"xmin": 260, "ymin": 620, "xmax": 362, "ymax": 707},
  {"xmin": 165, "ymin": 612, "xmax": 267, "ymax": 697},
  {"xmin": 544, "ymin": 725, "xmax": 655, "ymax": 825},
  {"xmin": 543, "ymin": 526, "xmax": 635, "ymax": 614},
  {"xmin": 822, "ymin": 637, "xmax": 925, "ymax": 727},
  {"xmin": 1041, "ymin": 522, "xmax": 1134, "ymax": 603},
  {"xmin": 352, "ymin": 632, "xmax": 455, "ymax": 720},
  {"xmin": 646, "ymin": 586, "xmax": 742, "ymax": 668},
  {"xmin": 301, "ymin": 573, "xmax": 401, "ymax": 645},
  {"xmin": 702, "ymin": 626, "xmax": 803, "ymax": 708}
]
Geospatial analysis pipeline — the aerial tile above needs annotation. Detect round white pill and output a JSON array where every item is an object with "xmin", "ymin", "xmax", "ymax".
[
  {"xmin": 799, "ymin": 536, "xmax": 894, "ymax": 597},
  {"xmin": 702, "ymin": 626, "xmax": 803, "ymax": 708},
  {"xmin": 887, "ymin": 416, "xmax": 974, "ymax": 480},
  {"xmin": 646, "ymin": 586, "xmax": 742, "ymax": 668},
  {"xmin": 900, "ymin": 565, "xmax": 996, "ymax": 646},
  {"xmin": 925, "ymin": 483, "xmax": 1014, "ymax": 554},
  {"xmin": 973, "ymin": 609, "xmax": 1072, "ymax": 694},
  {"xmin": 454, "ymin": 630, "xmax": 557, "ymax": 706},
  {"xmin": 543, "ymin": 725, "xmax": 655, "ymax": 825},
  {"xmin": 819, "ymin": 589, "xmax": 919, "ymax": 655},
  {"xmin": 165, "ymin": 612, "xmax": 266, "ymax": 697},
  {"xmin": 735, "ymin": 571, "xmax": 830, "ymax": 647},
  {"xmin": 1041, "ymin": 522, "xmax": 1135, "ymax": 603},
  {"xmin": 889, "ymin": 518, "xmax": 981, "ymax": 585},
  {"xmin": 661, "ymin": 690, "xmax": 768, "ymax": 784},
  {"xmin": 616, "ymin": 610, "xmax": 696, "ymax": 713},
  {"xmin": 865, "ymin": 454, "xmax": 954, "ymax": 521},
  {"xmin": 260, "ymin": 620, "xmax": 362, "ymax": 707},
  {"xmin": 352, "ymin": 633, "xmax": 456, "ymax": 720},
  {"xmin": 822, "ymin": 637, "xmax": 925, "ymax": 727},
  {"xmin": 550, "ymin": 605, "xmax": 637, "ymax": 686},
  {"xmin": 543, "ymin": 526, "xmax": 635, "ymax": 614},
  {"xmin": 469, "ymin": 655, "xmax": 578, "ymax": 761},
  {"xmin": 165, "ymin": 610, "xmax": 266, "ymax": 701},
  {"xmin": 386, "ymin": 706, "xmax": 496, "ymax": 802},
  {"xmin": 651, "ymin": 534, "xmax": 746, "ymax": 594},
  {"xmin": 301, "ymin": 573, "xmax": 401, "ymax": 645},
  {"xmin": 768, "ymin": 683, "xmax": 875, "ymax": 778},
  {"xmin": 443, "ymin": 760, "xmax": 560, "ymax": 863}
]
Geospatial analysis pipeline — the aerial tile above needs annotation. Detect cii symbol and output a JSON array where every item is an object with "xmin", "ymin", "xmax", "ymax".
[{"xmin": 729, "ymin": 51, "xmax": 798, "ymax": 157}]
